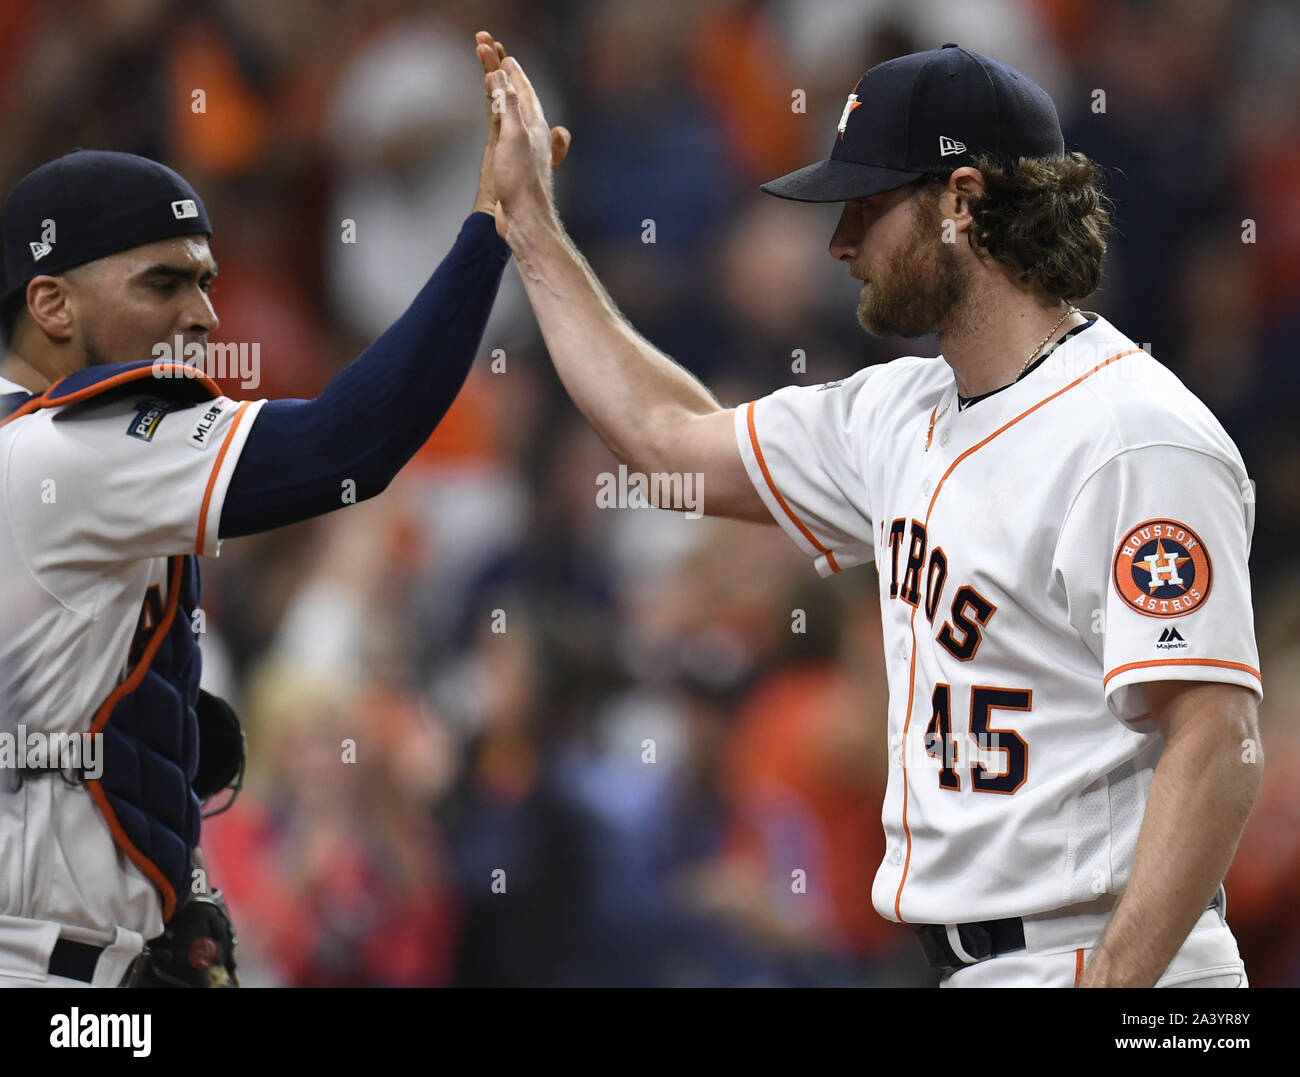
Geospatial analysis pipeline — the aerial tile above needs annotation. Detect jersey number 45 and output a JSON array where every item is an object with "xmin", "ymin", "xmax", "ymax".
[{"xmin": 923, "ymin": 684, "xmax": 1030, "ymax": 794}]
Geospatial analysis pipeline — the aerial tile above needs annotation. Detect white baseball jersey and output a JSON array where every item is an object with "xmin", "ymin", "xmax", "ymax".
[
  {"xmin": 734, "ymin": 313, "xmax": 1261, "ymax": 925},
  {"xmin": 0, "ymin": 373, "xmax": 265, "ymax": 943}
]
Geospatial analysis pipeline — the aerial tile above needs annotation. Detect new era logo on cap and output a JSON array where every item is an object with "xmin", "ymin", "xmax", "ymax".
[
  {"xmin": 939, "ymin": 135, "xmax": 967, "ymax": 157},
  {"xmin": 171, "ymin": 199, "xmax": 198, "ymax": 220},
  {"xmin": 29, "ymin": 240, "xmax": 52, "ymax": 261}
]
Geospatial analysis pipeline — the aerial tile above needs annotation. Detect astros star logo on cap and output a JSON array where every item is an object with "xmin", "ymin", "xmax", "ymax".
[{"xmin": 838, "ymin": 93, "xmax": 861, "ymax": 139}]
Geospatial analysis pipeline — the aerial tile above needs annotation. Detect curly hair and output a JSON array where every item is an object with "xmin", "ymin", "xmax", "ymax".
[{"xmin": 918, "ymin": 151, "xmax": 1113, "ymax": 302}]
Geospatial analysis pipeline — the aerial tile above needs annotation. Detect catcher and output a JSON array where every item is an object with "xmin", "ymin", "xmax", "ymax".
[{"xmin": 0, "ymin": 34, "xmax": 566, "ymax": 987}]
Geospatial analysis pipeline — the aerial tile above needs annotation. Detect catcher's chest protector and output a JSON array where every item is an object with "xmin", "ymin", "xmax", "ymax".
[{"xmin": 1, "ymin": 363, "xmax": 215, "ymax": 922}]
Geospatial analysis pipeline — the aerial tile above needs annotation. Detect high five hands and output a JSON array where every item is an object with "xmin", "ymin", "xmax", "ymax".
[{"xmin": 473, "ymin": 30, "xmax": 571, "ymax": 236}]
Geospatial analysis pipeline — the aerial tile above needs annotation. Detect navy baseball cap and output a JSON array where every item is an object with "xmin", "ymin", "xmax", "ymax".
[
  {"xmin": 1, "ymin": 149, "xmax": 212, "ymax": 305},
  {"xmin": 762, "ymin": 43, "xmax": 1064, "ymax": 203}
]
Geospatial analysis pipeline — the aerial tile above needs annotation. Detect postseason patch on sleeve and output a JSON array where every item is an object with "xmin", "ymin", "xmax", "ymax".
[
  {"xmin": 1112, "ymin": 519, "xmax": 1212, "ymax": 618},
  {"xmin": 125, "ymin": 399, "xmax": 185, "ymax": 442}
]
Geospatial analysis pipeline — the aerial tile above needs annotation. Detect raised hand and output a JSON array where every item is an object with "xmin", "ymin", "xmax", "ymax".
[
  {"xmin": 476, "ymin": 39, "xmax": 570, "ymax": 237},
  {"xmin": 472, "ymin": 31, "xmax": 508, "ymax": 216}
]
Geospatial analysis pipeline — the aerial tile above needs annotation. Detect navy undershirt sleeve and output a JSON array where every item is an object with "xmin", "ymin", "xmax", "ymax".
[{"xmin": 220, "ymin": 212, "xmax": 508, "ymax": 538}]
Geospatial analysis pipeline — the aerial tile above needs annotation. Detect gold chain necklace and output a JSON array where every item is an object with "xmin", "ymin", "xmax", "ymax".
[
  {"xmin": 928, "ymin": 306, "xmax": 1083, "ymax": 450},
  {"xmin": 1016, "ymin": 306, "xmax": 1081, "ymax": 381}
]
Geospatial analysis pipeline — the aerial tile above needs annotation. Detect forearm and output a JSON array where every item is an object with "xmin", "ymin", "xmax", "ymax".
[
  {"xmin": 507, "ymin": 205, "xmax": 722, "ymax": 472},
  {"xmin": 220, "ymin": 213, "xmax": 508, "ymax": 537},
  {"xmin": 1079, "ymin": 710, "xmax": 1261, "ymax": 987}
]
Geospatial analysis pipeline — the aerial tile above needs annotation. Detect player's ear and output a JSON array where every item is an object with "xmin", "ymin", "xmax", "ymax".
[
  {"xmin": 947, "ymin": 166, "xmax": 985, "ymax": 221},
  {"xmin": 24, "ymin": 275, "xmax": 76, "ymax": 342}
]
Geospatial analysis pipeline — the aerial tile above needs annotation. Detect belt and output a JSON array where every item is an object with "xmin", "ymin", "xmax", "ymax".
[
  {"xmin": 916, "ymin": 887, "xmax": 1225, "ymax": 970},
  {"xmin": 48, "ymin": 938, "xmax": 106, "ymax": 983},
  {"xmin": 916, "ymin": 918, "xmax": 1025, "ymax": 969}
]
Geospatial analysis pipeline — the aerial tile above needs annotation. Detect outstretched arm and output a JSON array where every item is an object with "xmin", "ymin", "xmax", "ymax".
[
  {"xmin": 220, "ymin": 212, "xmax": 505, "ymax": 537},
  {"xmin": 221, "ymin": 35, "xmax": 516, "ymax": 538},
  {"xmin": 485, "ymin": 46, "xmax": 771, "ymax": 524}
]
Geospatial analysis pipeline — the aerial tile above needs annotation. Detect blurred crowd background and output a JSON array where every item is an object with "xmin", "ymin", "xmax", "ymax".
[{"xmin": 2, "ymin": 0, "xmax": 1296, "ymax": 987}]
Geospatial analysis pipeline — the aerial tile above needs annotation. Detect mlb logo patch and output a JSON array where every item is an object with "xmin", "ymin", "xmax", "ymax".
[
  {"xmin": 187, "ymin": 397, "xmax": 230, "ymax": 450},
  {"xmin": 171, "ymin": 199, "xmax": 198, "ymax": 220}
]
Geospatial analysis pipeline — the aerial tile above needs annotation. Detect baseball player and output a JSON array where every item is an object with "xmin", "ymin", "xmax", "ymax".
[
  {"xmin": 480, "ymin": 37, "xmax": 1262, "ymax": 987},
  {"xmin": 0, "ymin": 34, "xmax": 567, "ymax": 987}
]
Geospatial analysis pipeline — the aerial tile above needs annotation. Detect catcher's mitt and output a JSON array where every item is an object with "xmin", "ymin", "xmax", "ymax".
[
  {"xmin": 123, "ymin": 891, "xmax": 239, "ymax": 988},
  {"xmin": 194, "ymin": 688, "xmax": 246, "ymax": 817}
]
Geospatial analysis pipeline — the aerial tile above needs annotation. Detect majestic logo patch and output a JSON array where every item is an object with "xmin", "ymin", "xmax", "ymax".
[
  {"xmin": 1156, "ymin": 626, "xmax": 1188, "ymax": 650},
  {"xmin": 1113, "ymin": 519, "xmax": 1212, "ymax": 618},
  {"xmin": 126, "ymin": 400, "xmax": 181, "ymax": 442}
]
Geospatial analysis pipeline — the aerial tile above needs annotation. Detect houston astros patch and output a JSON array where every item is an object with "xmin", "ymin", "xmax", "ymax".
[{"xmin": 1113, "ymin": 519, "xmax": 1212, "ymax": 618}]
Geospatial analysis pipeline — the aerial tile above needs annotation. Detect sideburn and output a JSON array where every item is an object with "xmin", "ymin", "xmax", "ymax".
[{"xmin": 857, "ymin": 194, "xmax": 968, "ymax": 339}]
